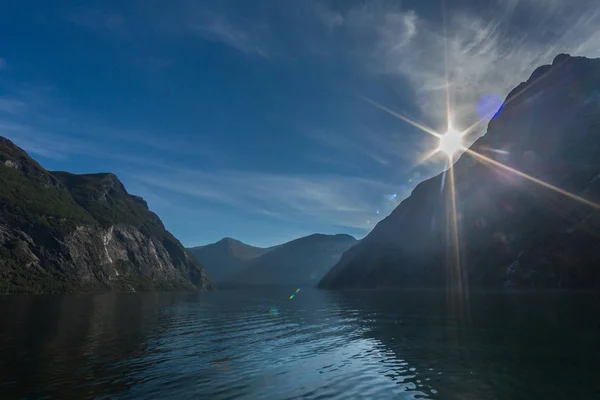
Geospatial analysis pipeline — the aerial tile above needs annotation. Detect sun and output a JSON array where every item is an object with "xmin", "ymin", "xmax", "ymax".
[{"xmin": 437, "ymin": 127, "xmax": 465, "ymax": 157}]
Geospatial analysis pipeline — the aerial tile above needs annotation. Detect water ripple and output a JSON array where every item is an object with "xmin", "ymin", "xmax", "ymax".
[{"xmin": 1, "ymin": 289, "xmax": 600, "ymax": 399}]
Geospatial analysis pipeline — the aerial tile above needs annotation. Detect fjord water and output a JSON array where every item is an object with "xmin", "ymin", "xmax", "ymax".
[{"xmin": 1, "ymin": 289, "xmax": 599, "ymax": 399}]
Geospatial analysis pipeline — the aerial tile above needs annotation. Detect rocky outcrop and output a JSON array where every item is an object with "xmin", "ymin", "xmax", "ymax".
[
  {"xmin": 0, "ymin": 137, "xmax": 213, "ymax": 293},
  {"xmin": 320, "ymin": 54, "xmax": 600, "ymax": 290}
]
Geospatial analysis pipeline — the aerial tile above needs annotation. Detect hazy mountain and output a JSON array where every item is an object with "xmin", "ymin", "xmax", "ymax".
[
  {"xmin": 226, "ymin": 233, "xmax": 357, "ymax": 287},
  {"xmin": 0, "ymin": 137, "xmax": 213, "ymax": 294},
  {"xmin": 320, "ymin": 54, "xmax": 600, "ymax": 290},
  {"xmin": 187, "ymin": 238, "xmax": 272, "ymax": 283}
]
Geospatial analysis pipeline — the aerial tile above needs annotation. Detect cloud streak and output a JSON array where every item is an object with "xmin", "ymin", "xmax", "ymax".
[
  {"xmin": 325, "ymin": 0, "xmax": 600, "ymax": 145},
  {"xmin": 64, "ymin": 8, "xmax": 127, "ymax": 36},
  {"xmin": 134, "ymin": 168, "xmax": 398, "ymax": 231},
  {"xmin": 0, "ymin": 120, "xmax": 92, "ymax": 161},
  {"xmin": 0, "ymin": 98, "xmax": 26, "ymax": 115},
  {"xmin": 6, "ymin": 0, "xmax": 600, "ymax": 244},
  {"xmin": 192, "ymin": 15, "xmax": 270, "ymax": 59},
  {"xmin": 0, "ymin": 87, "xmax": 393, "ymax": 234},
  {"xmin": 0, "ymin": 90, "xmax": 223, "ymax": 164}
]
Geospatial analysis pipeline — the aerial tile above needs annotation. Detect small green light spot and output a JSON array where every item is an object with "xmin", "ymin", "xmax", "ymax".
[
  {"xmin": 295, "ymin": 288, "xmax": 301, "ymax": 293},
  {"xmin": 289, "ymin": 294, "xmax": 295, "ymax": 299}
]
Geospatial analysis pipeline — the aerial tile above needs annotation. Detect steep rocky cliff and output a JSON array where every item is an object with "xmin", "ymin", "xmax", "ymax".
[
  {"xmin": 0, "ymin": 137, "xmax": 213, "ymax": 293},
  {"xmin": 320, "ymin": 54, "xmax": 600, "ymax": 290}
]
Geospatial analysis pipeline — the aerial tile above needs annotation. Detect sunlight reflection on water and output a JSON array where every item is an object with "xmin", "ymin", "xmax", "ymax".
[{"xmin": 0, "ymin": 289, "xmax": 599, "ymax": 399}]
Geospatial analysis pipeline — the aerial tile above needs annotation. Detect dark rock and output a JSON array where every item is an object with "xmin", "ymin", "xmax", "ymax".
[
  {"xmin": 320, "ymin": 55, "xmax": 600, "ymax": 290},
  {"xmin": 0, "ymin": 137, "xmax": 213, "ymax": 294},
  {"xmin": 553, "ymin": 53, "xmax": 571, "ymax": 65}
]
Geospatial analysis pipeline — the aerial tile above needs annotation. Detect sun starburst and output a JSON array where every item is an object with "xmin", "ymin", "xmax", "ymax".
[
  {"xmin": 437, "ymin": 126, "xmax": 466, "ymax": 158},
  {"xmin": 358, "ymin": 81, "xmax": 600, "ymax": 301},
  {"xmin": 355, "ymin": 5, "xmax": 600, "ymax": 306}
]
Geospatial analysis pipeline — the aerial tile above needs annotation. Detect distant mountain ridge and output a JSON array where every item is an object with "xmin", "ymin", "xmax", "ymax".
[
  {"xmin": 187, "ymin": 238, "xmax": 273, "ymax": 283},
  {"xmin": 221, "ymin": 233, "xmax": 357, "ymax": 287},
  {"xmin": 0, "ymin": 136, "xmax": 213, "ymax": 294},
  {"xmin": 319, "ymin": 54, "xmax": 600, "ymax": 290}
]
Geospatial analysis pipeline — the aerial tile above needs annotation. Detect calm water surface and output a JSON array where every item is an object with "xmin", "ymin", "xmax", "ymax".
[{"xmin": 1, "ymin": 288, "xmax": 599, "ymax": 399}]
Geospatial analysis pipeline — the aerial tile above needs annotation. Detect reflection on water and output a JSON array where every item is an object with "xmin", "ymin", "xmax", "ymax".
[{"xmin": 0, "ymin": 289, "xmax": 599, "ymax": 399}]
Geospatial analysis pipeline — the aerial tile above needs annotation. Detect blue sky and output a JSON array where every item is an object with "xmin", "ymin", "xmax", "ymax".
[{"xmin": 1, "ymin": 0, "xmax": 599, "ymax": 247}]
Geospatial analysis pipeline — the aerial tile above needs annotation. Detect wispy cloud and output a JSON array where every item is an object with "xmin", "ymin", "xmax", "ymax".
[
  {"xmin": 316, "ymin": 3, "xmax": 344, "ymax": 31},
  {"xmin": 65, "ymin": 8, "xmax": 126, "ymax": 36},
  {"xmin": 133, "ymin": 168, "xmax": 398, "ymax": 231},
  {"xmin": 307, "ymin": 124, "xmax": 438, "ymax": 174},
  {"xmin": 63, "ymin": 3, "xmax": 272, "ymax": 60},
  {"xmin": 7, "ymin": 0, "xmax": 599, "ymax": 242},
  {"xmin": 335, "ymin": 0, "xmax": 600, "ymax": 144},
  {"xmin": 0, "ymin": 90, "xmax": 223, "ymax": 164},
  {"xmin": 0, "ymin": 121, "xmax": 91, "ymax": 161},
  {"xmin": 0, "ymin": 98, "xmax": 26, "ymax": 115},
  {"xmin": 191, "ymin": 14, "xmax": 270, "ymax": 59}
]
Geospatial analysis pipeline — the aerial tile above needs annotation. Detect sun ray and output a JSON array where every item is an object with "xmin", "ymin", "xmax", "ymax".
[
  {"xmin": 461, "ymin": 111, "xmax": 495, "ymax": 138},
  {"xmin": 441, "ymin": 0, "xmax": 452, "ymax": 135},
  {"xmin": 359, "ymin": 96, "xmax": 442, "ymax": 139},
  {"xmin": 417, "ymin": 148, "xmax": 443, "ymax": 165},
  {"xmin": 466, "ymin": 149, "xmax": 600, "ymax": 210},
  {"xmin": 447, "ymin": 155, "xmax": 463, "ymax": 293},
  {"xmin": 440, "ymin": 0, "xmax": 467, "ymax": 311},
  {"xmin": 440, "ymin": 158, "xmax": 448, "ymax": 194},
  {"xmin": 485, "ymin": 148, "xmax": 510, "ymax": 155}
]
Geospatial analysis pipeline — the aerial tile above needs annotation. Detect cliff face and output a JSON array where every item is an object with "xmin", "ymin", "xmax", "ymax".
[
  {"xmin": 187, "ymin": 238, "xmax": 272, "ymax": 284},
  {"xmin": 226, "ymin": 234, "xmax": 357, "ymax": 287},
  {"xmin": 0, "ymin": 137, "xmax": 213, "ymax": 293},
  {"xmin": 320, "ymin": 54, "xmax": 600, "ymax": 290}
]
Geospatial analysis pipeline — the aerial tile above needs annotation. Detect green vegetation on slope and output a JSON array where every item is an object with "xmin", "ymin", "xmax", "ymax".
[
  {"xmin": 0, "ymin": 137, "xmax": 209, "ymax": 293},
  {"xmin": 0, "ymin": 160, "xmax": 94, "ymax": 232}
]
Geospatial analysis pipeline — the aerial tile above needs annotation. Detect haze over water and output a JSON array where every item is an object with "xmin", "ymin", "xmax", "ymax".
[{"xmin": 1, "ymin": 289, "xmax": 599, "ymax": 399}]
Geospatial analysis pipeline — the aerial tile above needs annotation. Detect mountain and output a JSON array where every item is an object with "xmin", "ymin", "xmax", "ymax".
[
  {"xmin": 0, "ymin": 137, "xmax": 213, "ymax": 294},
  {"xmin": 320, "ymin": 54, "xmax": 600, "ymax": 290},
  {"xmin": 187, "ymin": 238, "xmax": 272, "ymax": 283},
  {"xmin": 225, "ymin": 233, "xmax": 357, "ymax": 287}
]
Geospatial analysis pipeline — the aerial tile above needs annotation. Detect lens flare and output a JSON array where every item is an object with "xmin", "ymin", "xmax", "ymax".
[
  {"xmin": 477, "ymin": 94, "xmax": 504, "ymax": 121},
  {"xmin": 269, "ymin": 307, "xmax": 280, "ymax": 317},
  {"xmin": 356, "ymin": 30, "xmax": 595, "ymax": 316},
  {"xmin": 289, "ymin": 287, "xmax": 301, "ymax": 300}
]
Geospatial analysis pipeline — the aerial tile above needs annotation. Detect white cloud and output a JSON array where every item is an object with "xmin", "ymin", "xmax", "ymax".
[
  {"xmin": 316, "ymin": 4, "xmax": 344, "ymax": 30},
  {"xmin": 8, "ymin": 0, "xmax": 600, "ymax": 239},
  {"xmin": 337, "ymin": 0, "xmax": 600, "ymax": 145}
]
